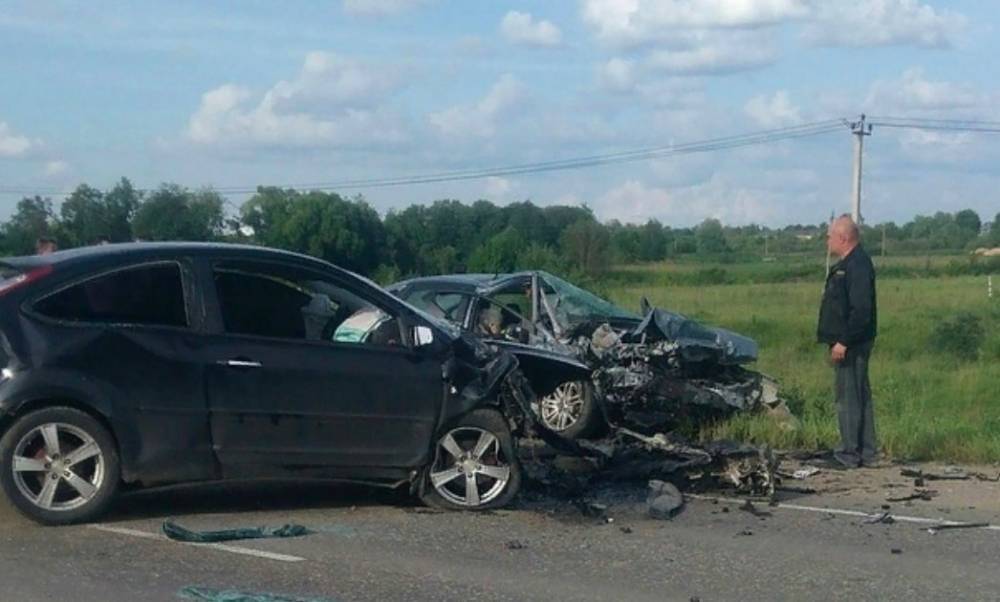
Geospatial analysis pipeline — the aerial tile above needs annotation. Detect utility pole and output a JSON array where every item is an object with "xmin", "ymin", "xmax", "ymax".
[{"xmin": 850, "ymin": 114, "xmax": 872, "ymax": 224}]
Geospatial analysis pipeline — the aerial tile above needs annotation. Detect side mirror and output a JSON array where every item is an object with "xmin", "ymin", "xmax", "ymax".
[{"xmin": 413, "ymin": 325, "xmax": 435, "ymax": 348}]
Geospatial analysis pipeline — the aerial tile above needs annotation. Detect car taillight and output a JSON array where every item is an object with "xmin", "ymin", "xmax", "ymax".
[{"xmin": 0, "ymin": 265, "xmax": 53, "ymax": 297}]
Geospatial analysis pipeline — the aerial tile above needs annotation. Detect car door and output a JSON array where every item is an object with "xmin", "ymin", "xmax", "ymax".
[
  {"xmin": 27, "ymin": 259, "xmax": 217, "ymax": 483},
  {"xmin": 200, "ymin": 257, "xmax": 444, "ymax": 472}
]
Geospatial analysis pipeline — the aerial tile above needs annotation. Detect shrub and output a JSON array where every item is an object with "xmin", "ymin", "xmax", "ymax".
[{"xmin": 932, "ymin": 312, "xmax": 984, "ymax": 361}]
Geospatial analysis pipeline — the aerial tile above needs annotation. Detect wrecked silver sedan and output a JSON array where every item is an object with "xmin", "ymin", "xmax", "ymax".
[
  {"xmin": 390, "ymin": 271, "xmax": 788, "ymax": 497},
  {"xmin": 390, "ymin": 271, "xmax": 783, "ymax": 435}
]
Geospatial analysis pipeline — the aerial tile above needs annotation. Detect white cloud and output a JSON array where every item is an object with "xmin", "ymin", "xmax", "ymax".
[
  {"xmin": 428, "ymin": 74, "xmax": 527, "ymax": 139},
  {"xmin": 44, "ymin": 160, "xmax": 69, "ymax": 176},
  {"xmin": 596, "ymin": 58, "xmax": 636, "ymax": 92},
  {"xmin": 262, "ymin": 52, "xmax": 399, "ymax": 114},
  {"xmin": 581, "ymin": 0, "xmax": 808, "ymax": 46},
  {"xmin": 865, "ymin": 68, "xmax": 983, "ymax": 111},
  {"xmin": 896, "ymin": 129, "xmax": 974, "ymax": 162},
  {"xmin": 644, "ymin": 31, "xmax": 777, "ymax": 74},
  {"xmin": 804, "ymin": 0, "xmax": 965, "ymax": 48},
  {"xmin": 500, "ymin": 11, "xmax": 562, "ymax": 47},
  {"xmin": 744, "ymin": 91, "xmax": 802, "ymax": 127},
  {"xmin": 185, "ymin": 53, "xmax": 408, "ymax": 148},
  {"xmin": 595, "ymin": 176, "xmax": 784, "ymax": 226},
  {"xmin": 0, "ymin": 121, "xmax": 37, "ymax": 158},
  {"xmin": 484, "ymin": 176, "xmax": 515, "ymax": 199},
  {"xmin": 342, "ymin": 0, "xmax": 427, "ymax": 17}
]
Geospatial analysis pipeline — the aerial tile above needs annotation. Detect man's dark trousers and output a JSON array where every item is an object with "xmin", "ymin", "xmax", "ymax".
[{"xmin": 834, "ymin": 340, "xmax": 876, "ymax": 467}]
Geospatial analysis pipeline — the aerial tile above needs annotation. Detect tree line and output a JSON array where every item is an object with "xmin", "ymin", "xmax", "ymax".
[{"xmin": 2, "ymin": 178, "xmax": 998, "ymax": 281}]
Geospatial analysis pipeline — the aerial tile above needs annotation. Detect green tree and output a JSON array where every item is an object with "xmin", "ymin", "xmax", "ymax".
[
  {"xmin": 514, "ymin": 243, "xmax": 566, "ymax": 273},
  {"xmin": 695, "ymin": 218, "xmax": 729, "ymax": 255},
  {"xmin": 132, "ymin": 184, "xmax": 224, "ymax": 242},
  {"xmin": 637, "ymin": 219, "xmax": 667, "ymax": 261},
  {"xmin": 560, "ymin": 219, "xmax": 610, "ymax": 274},
  {"xmin": 59, "ymin": 179, "xmax": 140, "ymax": 246},
  {"xmin": 241, "ymin": 188, "xmax": 385, "ymax": 275},
  {"xmin": 467, "ymin": 227, "xmax": 526, "ymax": 273},
  {"xmin": 1, "ymin": 196, "xmax": 57, "ymax": 255},
  {"xmin": 991, "ymin": 212, "xmax": 1000, "ymax": 244},
  {"xmin": 954, "ymin": 209, "xmax": 982, "ymax": 237}
]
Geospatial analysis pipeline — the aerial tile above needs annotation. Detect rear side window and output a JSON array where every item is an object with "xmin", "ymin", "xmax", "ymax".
[{"xmin": 34, "ymin": 264, "xmax": 188, "ymax": 327}]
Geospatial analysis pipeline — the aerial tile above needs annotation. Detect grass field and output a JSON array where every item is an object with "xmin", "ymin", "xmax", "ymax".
[{"xmin": 603, "ymin": 261, "xmax": 1000, "ymax": 463}]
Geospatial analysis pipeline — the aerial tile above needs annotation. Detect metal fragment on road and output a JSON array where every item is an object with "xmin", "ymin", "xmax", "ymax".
[
  {"xmin": 885, "ymin": 489, "xmax": 937, "ymax": 503},
  {"xmin": 926, "ymin": 522, "xmax": 990, "ymax": 535},
  {"xmin": 864, "ymin": 511, "xmax": 895, "ymax": 525}
]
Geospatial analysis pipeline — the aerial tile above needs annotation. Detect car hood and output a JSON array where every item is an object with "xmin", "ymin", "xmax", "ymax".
[{"xmin": 624, "ymin": 308, "xmax": 758, "ymax": 365}]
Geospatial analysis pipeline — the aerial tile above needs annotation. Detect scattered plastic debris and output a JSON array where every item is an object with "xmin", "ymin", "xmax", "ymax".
[
  {"xmin": 926, "ymin": 522, "xmax": 990, "ymax": 535},
  {"xmin": 776, "ymin": 485, "xmax": 817, "ymax": 494},
  {"xmin": 163, "ymin": 520, "xmax": 311, "ymax": 544},
  {"xmin": 647, "ymin": 480, "xmax": 684, "ymax": 519},
  {"xmin": 792, "ymin": 466, "xmax": 820, "ymax": 480},
  {"xmin": 738, "ymin": 500, "xmax": 772, "ymax": 518},
  {"xmin": 864, "ymin": 512, "xmax": 895, "ymax": 525},
  {"xmin": 901, "ymin": 468, "xmax": 968, "ymax": 481},
  {"xmin": 178, "ymin": 586, "xmax": 335, "ymax": 602},
  {"xmin": 885, "ymin": 490, "xmax": 938, "ymax": 503}
]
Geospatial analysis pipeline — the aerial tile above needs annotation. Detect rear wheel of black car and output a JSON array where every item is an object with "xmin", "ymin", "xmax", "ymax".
[
  {"xmin": 0, "ymin": 407, "xmax": 120, "ymax": 525},
  {"xmin": 539, "ymin": 380, "xmax": 598, "ymax": 439},
  {"xmin": 421, "ymin": 409, "xmax": 520, "ymax": 511}
]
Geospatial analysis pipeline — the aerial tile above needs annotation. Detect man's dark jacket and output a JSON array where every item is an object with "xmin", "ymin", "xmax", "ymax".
[{"xmin": 817, "ymin": 245, "xmax": 877, "ymax": 346}]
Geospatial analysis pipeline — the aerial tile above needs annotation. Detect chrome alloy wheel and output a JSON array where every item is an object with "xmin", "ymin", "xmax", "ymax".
[
  {"xmin": 429, "ymin": 427, "xmax": 511, "ymax": 507},
  {"xmin": 11, "ymin": 422, "xmax": 105, "ymax": 512},
  {"xmin": 539, "ymin": 381, "xmax": 586, "ymax": 432}
]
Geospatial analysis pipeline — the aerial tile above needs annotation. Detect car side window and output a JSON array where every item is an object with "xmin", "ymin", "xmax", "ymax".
[
  {"xmin": 474, "ymin": 297, "xmax": 527, "ymax": 340},
  {"xmin": 405, "ymin": 290, "xmax": 471, "ymax": 325},
  {"xmin": 33, "ymin": 263, "xmax": 188, "ymax": 327},
  {"xmin": 213, "ymin": 260, "xmax": 402, "ymax": 347}
]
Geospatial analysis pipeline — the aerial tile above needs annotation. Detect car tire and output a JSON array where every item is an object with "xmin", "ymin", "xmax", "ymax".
[
  {"xmin": 0, "ymin": 407, "xmax": 120, "ymax": 525},
  {"xmin": 420, "ymin": 409, "xmax": 521, "ymax": 511},
  {"xmin": 538, "ymin": 380, "xmax": 599, "ymax": 439}
]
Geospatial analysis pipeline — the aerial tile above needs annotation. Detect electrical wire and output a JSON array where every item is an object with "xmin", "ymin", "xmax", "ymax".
[{"xmin": 0, "ymin": 119, "xmax": 847, "ymax": 197}]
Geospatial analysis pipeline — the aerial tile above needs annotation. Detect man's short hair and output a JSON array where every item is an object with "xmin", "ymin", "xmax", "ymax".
[{"xmin": 835, "ymin": 214, "xmax": 860, "ymax": 242}]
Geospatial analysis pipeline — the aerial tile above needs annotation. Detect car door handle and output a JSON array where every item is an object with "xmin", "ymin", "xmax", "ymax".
[{"xmin": 218, "ymin": 359, "xmax": 263, "ymax": 368}]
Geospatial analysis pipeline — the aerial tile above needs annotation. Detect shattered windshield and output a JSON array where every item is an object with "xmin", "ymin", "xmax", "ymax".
[{"xmin": 540, "ymin": 272, "xmax": 639, "ymax": 324}]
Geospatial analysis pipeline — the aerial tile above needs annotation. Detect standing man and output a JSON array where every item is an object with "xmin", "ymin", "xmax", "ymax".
[
  {"xmin": 818, "ymin": 215, "xmax": 878, "ymax": 468},
  {"xmin": 35, "ymin": 237, "xmax": 58, "ymax": 255}
]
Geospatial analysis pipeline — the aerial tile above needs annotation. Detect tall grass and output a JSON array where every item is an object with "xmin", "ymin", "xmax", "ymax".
[{"xmin": 604, "ymin": 274, "xmax": 1000, "ymax": 462}]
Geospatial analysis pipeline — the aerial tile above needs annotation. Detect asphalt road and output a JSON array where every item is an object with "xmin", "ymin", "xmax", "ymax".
[{"xmin": 2, "ymin": 479, "xmax": 999, "ymax": 602}]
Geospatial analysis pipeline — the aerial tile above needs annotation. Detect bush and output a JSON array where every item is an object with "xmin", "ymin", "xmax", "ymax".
[{"xmin": 932, "ymin": 312, "xmax": 984, "ymax": 361}]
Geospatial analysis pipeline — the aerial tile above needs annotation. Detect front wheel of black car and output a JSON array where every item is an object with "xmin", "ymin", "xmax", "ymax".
[
  {"xmin": 421, "ymin": 409, "xmax": 520, "ymax": 511},
  {"xmin": 0, "ymin": 407, "xmax": 120, "ymax": 525}
]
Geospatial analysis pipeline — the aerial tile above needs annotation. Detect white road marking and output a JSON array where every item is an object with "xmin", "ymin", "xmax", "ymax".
[
  {"xmin": 89, "ymin": 524, "xmax": 306, "ymax": 562},
  {"xmin": 688, "ymin": 494, "xmax": 1000, "ymax": 532}
]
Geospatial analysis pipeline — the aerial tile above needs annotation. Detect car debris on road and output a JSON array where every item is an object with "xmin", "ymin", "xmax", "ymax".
[
  {"xmin": 926, "ymin": 521, "xmax": 990, "ymax": 535},
  {"xmin": 163, "ymin": 520, "xmax": 311, "ymax": 544}
]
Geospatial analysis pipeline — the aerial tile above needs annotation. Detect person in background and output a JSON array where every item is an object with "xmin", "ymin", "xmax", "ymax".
[
  {"xmin": 817, "ymin": 215, "xmax": 879, "ymax": 469},
  {"xmin": 35, "ymin": 237, "xmax": 57, "ymax": 255}
]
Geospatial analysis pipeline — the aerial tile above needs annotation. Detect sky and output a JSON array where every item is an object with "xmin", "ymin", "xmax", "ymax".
[{"xmin": 0, "ymin": 0, "xmax": 998, "ymax": 227}]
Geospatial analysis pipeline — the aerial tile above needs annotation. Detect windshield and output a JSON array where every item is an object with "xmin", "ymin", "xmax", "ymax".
[{"xmin": 540, "ymin": 272, "xmax": 639, "ymax": 323}]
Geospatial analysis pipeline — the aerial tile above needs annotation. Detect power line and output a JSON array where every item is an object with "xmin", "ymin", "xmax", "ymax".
[
  {"xmin": 0, "ymin": 119, "xmax": 846, "ymax": 198},
  {"xmin": 868, "ymin": 116, "xmax": 1000, "ymax": 133}
]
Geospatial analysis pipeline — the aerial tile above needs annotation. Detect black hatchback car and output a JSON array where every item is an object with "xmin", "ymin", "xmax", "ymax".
[{"xmin": 0, "ymin": 243, "xmax": 531, "ymax": 524}]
